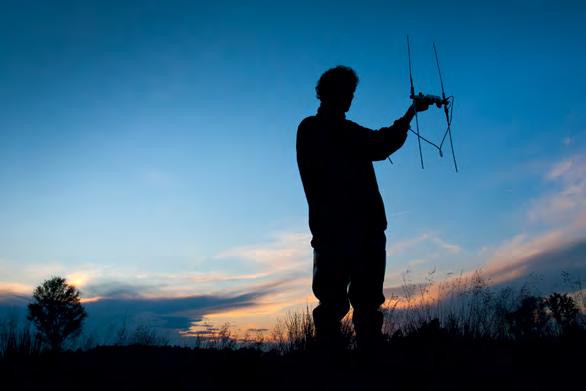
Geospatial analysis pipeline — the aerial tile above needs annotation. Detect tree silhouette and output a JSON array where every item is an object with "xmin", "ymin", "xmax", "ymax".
[{"xmin": 27, "ymin": 276, "xmax": 87, "ymax": 352}]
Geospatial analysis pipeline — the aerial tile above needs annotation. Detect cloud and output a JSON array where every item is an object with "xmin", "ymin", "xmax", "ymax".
[
  {"xmin": 214, "ymin": 231, "xmax": 311, "ymax": 273},
  {"xmin": 193, "ymin": 232, "xmax": 315, "ymax": 334},
  {"xmin": 211, "ymin": 231, "xmax": 313, "ymax": 297},
  {"xmin": 387, "ymin": 232, "xmax": 461, "ymax": 257},
  {"xmin": 85, "ymin": 291, "xmax": 263, "ymax": 330},
  {"xmin": 0, "ymin": 282, "xmax": 32, "ymax": 298},
  {"xmin": 0, "ymin": 259, "xmax": 295, "ymax": 302},
  {"xmin": 480, "ymin": 153, "xmax": 586, "ymax": 288},
  {"xmin": 382, "ymin": 237, "xmax": 586, "ymax": 311},
  {"xmin": 485, "ymin": 238, "xmax": 586, "ymax": 292},
  {"xmin": 528, "ymin": 153, "xmax": 586, "ymax": 226},
  {"xmin": 84, "ymin": 277, "xmax": 310, "ymax": 341},
  {"xmin": 0, "ymin": 279, "xmax": 286, "ymax": 343},
  {"xmin": 432, "ymin": 237, "xmax": 462, "ymax": 254},
  {"xmin": 384, "ymin": 232, "xmax": 463, "ymax": 285},
  {"xmin": 82, "ymin": 281, "xmax": 167, "ymax": 300},
  {"xmin": 463, "ymin": 155, "xmax": 586, "ymax": 294}
]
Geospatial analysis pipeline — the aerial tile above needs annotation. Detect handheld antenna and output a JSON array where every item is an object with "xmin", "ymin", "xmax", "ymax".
[
  {"xmin": 407, "ymin": 35, "xmax": 424, "ymax": 169},
  {"xmin": 433, "ymin": 42, "xmax": 458, "ymax": 172}
]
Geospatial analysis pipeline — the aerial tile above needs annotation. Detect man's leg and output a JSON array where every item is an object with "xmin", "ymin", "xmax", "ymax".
[
  {"xmin": 312, "ymin": 248, "xmax": 351, "ymax": 350},
  {"xmin": 348, "ymin": 231, "xmax": 387, "ymax": 351}
]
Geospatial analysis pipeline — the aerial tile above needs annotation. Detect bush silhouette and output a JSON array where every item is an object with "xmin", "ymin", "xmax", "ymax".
[
  {"xmin": 27, "ymin": 276, "xmax": 87, "ymax": 352},
  {"xmin": 505, "ymin": 295, "xmax": 549, "ymax": 339},
  {"xmin": 546, "ymin": 292, "xmax": 580, "ymax": 335}
]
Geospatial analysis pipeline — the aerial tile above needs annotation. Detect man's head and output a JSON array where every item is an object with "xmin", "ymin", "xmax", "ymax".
[{"xmin": 316, "ymin": 66, "xmax": 358, "ymax": 113}]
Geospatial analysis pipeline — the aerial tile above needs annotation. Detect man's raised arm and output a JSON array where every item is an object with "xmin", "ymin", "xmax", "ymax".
[{"xmin": 355, "ymin": 98, "xmax": 434, "ymax": 161}]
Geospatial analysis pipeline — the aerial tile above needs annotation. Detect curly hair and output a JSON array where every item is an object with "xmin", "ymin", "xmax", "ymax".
[{"xmin": 315, "ymin": 66, "xmax": 359, "ymax": 103}]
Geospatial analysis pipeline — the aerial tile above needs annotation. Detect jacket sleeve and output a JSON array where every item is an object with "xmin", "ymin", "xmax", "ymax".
[{"xmin": 348, "ymin": 116, "xmax": 411, "ymax": 161}]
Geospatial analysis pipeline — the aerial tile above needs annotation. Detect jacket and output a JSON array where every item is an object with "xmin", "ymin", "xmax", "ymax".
[{"xmin": 296, "ymin": 105, "xmax": 409, "ymax": 252}]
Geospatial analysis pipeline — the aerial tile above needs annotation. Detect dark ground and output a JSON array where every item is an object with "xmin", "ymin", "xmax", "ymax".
[{"xmin": 1, "ymin": 336, "xmax": 583, "ymax": 391}]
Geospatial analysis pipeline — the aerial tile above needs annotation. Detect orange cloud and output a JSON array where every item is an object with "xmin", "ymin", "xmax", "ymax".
[{"xmin": 0, "ymin": 282, "xmax": 32, "ymax": 296}]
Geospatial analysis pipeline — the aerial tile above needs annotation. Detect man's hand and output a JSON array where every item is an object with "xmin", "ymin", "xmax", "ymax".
[
  {"xmin": 411, "ymin": 92, "xmax": 445, "ymax": 112},
  {"xmin": 413, "ymin": 96, "xmax": 431, "ymax": 112},
  {"xmin": 402, "ymin": 93, "xmax": 446, "ymax": 125}
]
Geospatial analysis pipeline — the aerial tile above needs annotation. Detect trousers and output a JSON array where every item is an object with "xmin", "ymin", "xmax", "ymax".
[{"xmin": 312, "ymin": 230, "xmax": 386, "ymax": 344}]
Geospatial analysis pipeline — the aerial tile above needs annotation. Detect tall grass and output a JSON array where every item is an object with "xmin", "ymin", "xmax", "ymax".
[
  {"xmin": 135, "ymin": 270, "xmax": 586, "ymax": 352},
  {"xmin": 265, "ymin": 269, "xmax": 586, "ymax": 352},
  {"xmin": 0, "ymin": 313, "xmax": 42, "ymax": 359},
  {"xmin": 381, "ymin": 269, "xmax": 585, "ymax": 341}
]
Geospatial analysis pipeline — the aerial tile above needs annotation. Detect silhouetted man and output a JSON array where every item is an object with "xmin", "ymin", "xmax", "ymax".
[{"xmin": 296, "ymin": 66, "xmax": 432, "ymax": 351}]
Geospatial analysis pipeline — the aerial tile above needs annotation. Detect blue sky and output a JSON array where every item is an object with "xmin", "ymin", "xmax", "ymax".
[{"xmin": 1, "ymin": 0, "xmax": 585, "ymax": 337}]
